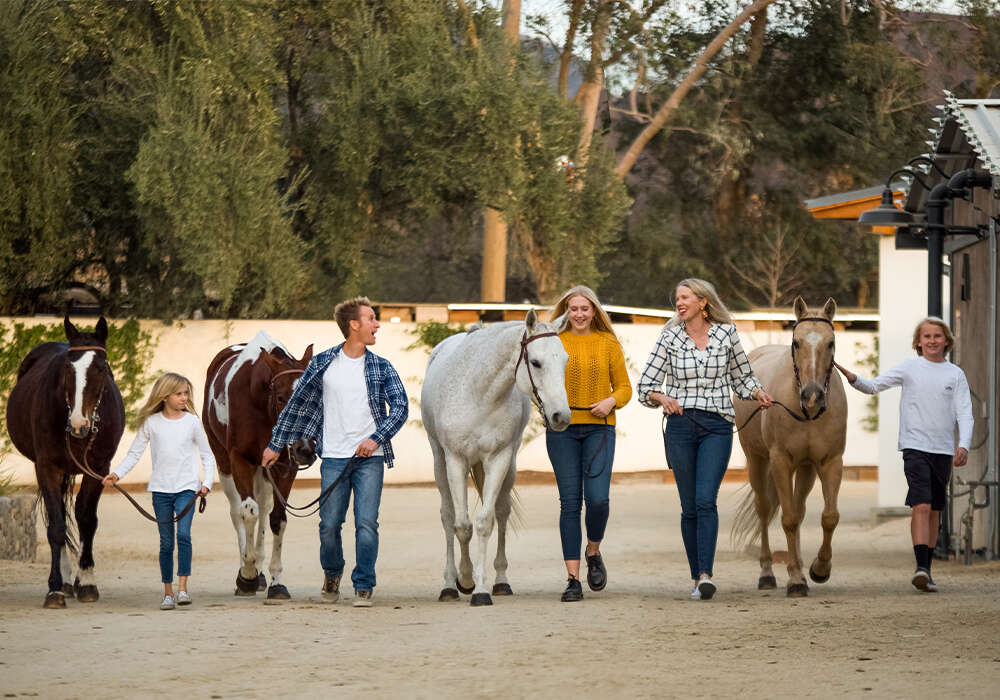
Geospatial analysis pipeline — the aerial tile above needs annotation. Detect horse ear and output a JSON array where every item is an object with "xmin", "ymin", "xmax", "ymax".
[
  {"xmin": 792, "ymin": 296, "xmax": 808, "ymax": 321},
  {"xmin": 525, "ymin": 308, "xmax": 537, "ymax": 333},
  {"xmin": 260, "ymin": 350, "xmax": 283, "ymax": 373},
  {"xmin": 300, "ymin": 344, "xmax": 314, "ymax": 365},
  {"xmin": 95, "ymin": 317, "xmax": 109, "ymax": 344},
  {"xmin": 822, "ymin": 297, "xmax": 837, "ymax": 321},
  {"xmin": 64, "ymin": 316, "xmax": 79, "ymax": 342},
  {"xmin": 552, "ymin": 311, "xmax": 569, "ymax": 332}
]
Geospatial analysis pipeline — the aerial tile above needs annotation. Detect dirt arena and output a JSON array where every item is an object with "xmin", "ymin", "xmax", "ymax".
[{"xmin": 2, "ymin": 479, "xmax": 998, "ymax": 699}]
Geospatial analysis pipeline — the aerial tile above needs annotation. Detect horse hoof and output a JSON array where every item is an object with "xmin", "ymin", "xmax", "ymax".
[
  {"xmin": 438, "ymin": 588, "xmax": 460, "ymax": 602},
  {"xmin": 266, "ymin": 584, "xmax": 291, "ymax": 600},
  {"xmin": 76, "ymin": 585, "xmax": 100, "ymax": 603},
  {"xmin": 492, "ymin": 583, "xmax": 513, "ymax": 596},
  {"xmin": 62, "ymin": 583, "xmax": 76, "ymax": 598},
  {"xmin": 456, "ymin": 579, "xmax": 475, "ymax": 595},
  {"xmin": 44, "ymin": 591, "xmax": 66, "ymax": 609},
  {"xmin": 758, "ymin": 575, "xmax": 777, "ymax": 590},
  {"xmin": 257, "ymin": 573, "xmax": 267, "ymax": 591},
  {"xmin": 470, "ymin": 593, "xmax": 493, "ymax": 607},
  {"xmin": 235, "ymin": 572, "xmax": 259, "ymax": 596},
  {"xmin": 809, "ymin": 564, "xmax": 830, "ymax": 584},
  {"xmin": 786, "ymin": 582, "xmax": 809, "ymax": 597}
]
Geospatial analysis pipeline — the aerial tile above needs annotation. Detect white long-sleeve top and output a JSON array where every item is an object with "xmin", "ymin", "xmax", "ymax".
[
  {"xmin": 113, "ymin": 412, "xmax": 216, "ymax": 493},
  {"xmin": 849, "ymin": 356, "xmax": 973, "ymax": 455}
]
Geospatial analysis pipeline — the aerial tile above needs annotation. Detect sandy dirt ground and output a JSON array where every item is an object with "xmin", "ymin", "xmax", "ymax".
[{"xmin": 1, "ymin": 479, "xmax": 999, "ymax": 699}]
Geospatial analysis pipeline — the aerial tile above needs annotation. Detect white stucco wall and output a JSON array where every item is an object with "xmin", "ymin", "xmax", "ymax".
[
  {"xmin": 2, "ymin": 317, "xmax": 879, "ymax": 486},
  {"xmin": 876, "ymin": 235, "xmax": 933, "ymax": 508}
]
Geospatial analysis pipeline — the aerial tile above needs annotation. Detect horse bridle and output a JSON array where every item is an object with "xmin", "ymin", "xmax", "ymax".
[
  {"xmin": 267, "ymin": 367, "xmax": 304, "ymax": 418},
  {"xmin": 514, "ymin": 329, "xmax": 559, "ymax": 429},
  {"xmin": 790, "ymin": 316, "xmax": 835, "ymax": 421},
  {"xmin": 64, "ymin": 346, "xmax": 109, "ymax": 436}
]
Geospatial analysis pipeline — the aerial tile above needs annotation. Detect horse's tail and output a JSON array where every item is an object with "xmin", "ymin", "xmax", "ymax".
[
  {"xmin": 468, "ymin": 463, "xmax": 525, "ymax": 532},
  {"xmin": 36, "ymin": 473, "xmax": 80, "ymax": 555},
  {"xmin": 730, "ymin": 467, "xmax": 778, "ymax": 550}
]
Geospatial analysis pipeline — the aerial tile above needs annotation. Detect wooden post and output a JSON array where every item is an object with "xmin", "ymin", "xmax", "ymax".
[{"xmin": 481, "ymin": 207, "xmax": 508, "ymax": 302}]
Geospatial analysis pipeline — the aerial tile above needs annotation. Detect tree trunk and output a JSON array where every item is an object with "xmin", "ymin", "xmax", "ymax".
[
  {"xmin": 614, "ymin": 0, "xmax": 777, "ymax": 178},
  {"xmin": 574, "ymin": 0, "xmax": 611, "ymax": 168},
  {"xmin": 558, "ymin": 0, "xmax": 584, "ymax": 100},
  {"xmin": 479, "ymin": 0, "xmax": 520, "ymax": 302}
]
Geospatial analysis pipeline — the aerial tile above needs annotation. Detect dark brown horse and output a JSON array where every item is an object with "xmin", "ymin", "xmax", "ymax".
[
  {"xmin": 203, "ymin": 331, "xmax": 313, "ymax": 600},
  {"xmin": 6, "ymin": 317, "xmax": 125, "ymax": 608}
]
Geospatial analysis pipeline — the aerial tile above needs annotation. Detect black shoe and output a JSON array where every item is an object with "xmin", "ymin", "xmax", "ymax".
[
  {"xmin": 560, "ymin": 577, "xmax": 583, "ymax": 602},
  {"xmin": 586, "ymin": 553, "xmax": 607, "ymax": 591}
]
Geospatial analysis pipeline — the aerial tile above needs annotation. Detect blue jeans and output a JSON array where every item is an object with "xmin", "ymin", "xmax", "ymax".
[
  {"xmin": 546, "ymin": 424, "xmax": 616, "ymax": 561},
  {"xmin": 664, "ymin": 410, "xmax": 733, "ymax": 579},
  {"xmin": 152, "ymin": 490, "xmax": 196, "ymax": 583},
  {"xmin": 319, "ymin": 456, "xmax": 384, "ymax": 591}
]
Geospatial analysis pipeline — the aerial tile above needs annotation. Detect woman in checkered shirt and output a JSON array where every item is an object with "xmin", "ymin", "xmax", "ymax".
[{"xmin": 637, "ymin": 278, "xmax": 773, "ymax": 601}]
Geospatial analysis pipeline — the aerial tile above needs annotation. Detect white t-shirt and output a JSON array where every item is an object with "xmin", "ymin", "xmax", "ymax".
[
  {"xmin": 850, "ymin": 356, "xmax": 973, "ymax": 455},
  {"xmin": 321, "ymin": 351, "xmax": 382, "ymax": 458},
  {"xmin": 114, "ymin": 412, "xmax": 216, "ymax": 493}
]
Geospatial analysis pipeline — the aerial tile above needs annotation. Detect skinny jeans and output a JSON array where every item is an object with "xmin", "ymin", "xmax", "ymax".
[{"xmin": 152, "ymin": 490, "xmax": 196, "ymax": 583}]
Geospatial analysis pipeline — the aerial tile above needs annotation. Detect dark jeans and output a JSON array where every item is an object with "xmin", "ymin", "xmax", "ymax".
[
  {"xmin": 152, "ymin": 490, "xmax": 196, "ymax": 583},
  {"xmin": 546, "ymin": 424, "xmax": 616, "ymax": 561},
  {"xmin": 664, "ymin": 410, "xmax": 733, "ymax": 579},
  {"xmin": 319, "ymin": 456, "xmax": 384, "ymax": 591}
]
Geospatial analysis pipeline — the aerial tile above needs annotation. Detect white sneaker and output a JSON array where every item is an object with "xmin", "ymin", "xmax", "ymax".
[
  {"xmin": 697, "ymin": 577, "xmax": 716, "ymax": 600},
  {"xmin": 160, "ymin": 594, "xmax": 175, "ymax": 610},
  {"xmin": 176, "ymin": 590, "xmax": 192, "ymax": 606},
  {"xmin": 690, "ymin": 585, "xmax": 701, "ymax": 600},
  {"xmin": 925, "ymin": 577, "xmax": 938, "ymax": 593}
]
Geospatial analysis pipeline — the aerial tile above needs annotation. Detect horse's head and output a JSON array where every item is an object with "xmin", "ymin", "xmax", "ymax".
[
  {"xmin": 63, "ymin": 316, "xmax": 111, "ymax": 439},
  {"xmin": 257, "ymin": 343, "xmax": 314, "ymax": 423},
  {"xmin": 514, "ymin": 309, "xmax": 571, "ymax": 431},
  {"xmin": 791, "ymin": 297, "xmax": 837, "ymax": 420},
  {"xmin": 289, "ymin": 438, "xmax": 317, "ymax": 466}
]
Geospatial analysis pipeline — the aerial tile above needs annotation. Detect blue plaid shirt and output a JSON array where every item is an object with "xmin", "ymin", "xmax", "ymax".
[{"xmin": 267, "ymin": 344, "xmax": 408, "ymax": 467}]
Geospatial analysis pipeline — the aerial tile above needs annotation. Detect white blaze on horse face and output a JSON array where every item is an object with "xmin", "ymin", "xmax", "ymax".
[
  {"xmin": 68, "ymin": 351, "xmax": 96, "ymax": 431},
  {"xmin": 805, "ymin": 330, "xmax": 822, "ymax": 375}
]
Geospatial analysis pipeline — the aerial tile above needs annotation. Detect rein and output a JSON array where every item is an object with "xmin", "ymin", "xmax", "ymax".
[
  {"xmin": 64, "ymin": 432, "xmax": 205, "ymax": 524},
  {"xmin": 514, "ymin": 329, "xmax": 559, "ymax": 429},
  {"xmin": 261, "ymin": 450, "xmax": 356, "ymax": 518}
]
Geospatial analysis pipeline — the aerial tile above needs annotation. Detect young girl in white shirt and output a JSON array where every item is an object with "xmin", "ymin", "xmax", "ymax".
[{"xmin": 103, "ymin": 373, "xmax": 215, "ymax": 610}]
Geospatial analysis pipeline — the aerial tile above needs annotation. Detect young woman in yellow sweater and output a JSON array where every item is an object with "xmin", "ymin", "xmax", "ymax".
[{"xmin": 547, "ymin": 285, "xmax": 632, "ymax": 602}]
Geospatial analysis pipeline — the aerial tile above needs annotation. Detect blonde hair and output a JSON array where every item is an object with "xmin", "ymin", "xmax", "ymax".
[
  {"xmin": 912, "ymin": 317, "xmax": 954, "ymax": 356},
  {"xmin": 549, "ymin": 285, "xmax": 618, "ymax": 340},
  {"xmin": 334, "ymin": 296, "xmax": 373, "ymax": 338},
  {"xmin": 136, "ymin": 372, "xmax": 197, "ymax": 425},
  {"xmin": 665, "ymin": 278, "xmax": 734, "ymax": 328}
]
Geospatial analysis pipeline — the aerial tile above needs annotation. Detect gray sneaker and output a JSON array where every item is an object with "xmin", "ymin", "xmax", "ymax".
[
  {"xmin": 176, "ymin": 590, "xmax": 192, "ymax": 606},
  {"xmin": 353, "ymin": 589, "xmax": 373, "ymax": 607},
  {"xmin": 321, "ymin": 575, "xmax": 341, "ymax": 602},
  {"xmin": 160, "ymin": 594, "xmax": 175, "ymax": 610},
  {"xmin": 925, "ymin": 577, "xmax": 938, "ymax": 593}
]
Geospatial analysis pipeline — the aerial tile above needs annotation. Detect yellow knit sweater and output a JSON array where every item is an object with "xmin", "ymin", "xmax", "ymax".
[{"xmin": 559, "ymin": 330, "xmax": 632, "ymax": 426}]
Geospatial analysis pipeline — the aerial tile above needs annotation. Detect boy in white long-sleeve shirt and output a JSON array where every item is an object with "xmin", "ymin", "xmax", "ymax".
[{"xmin": 835, "ymin": 318, "xmax": 973, "ymax": 592}]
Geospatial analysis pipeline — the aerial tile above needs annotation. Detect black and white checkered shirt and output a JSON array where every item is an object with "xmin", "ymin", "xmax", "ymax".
[{"xmin": 637, "ymin": 322, "xmax": 761, "ymax": 421}]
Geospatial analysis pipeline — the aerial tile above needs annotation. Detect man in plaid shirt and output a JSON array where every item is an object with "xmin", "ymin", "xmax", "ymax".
[{"xmin": 262, "ymin": 296, "xmax": 407, "ymax": 607}]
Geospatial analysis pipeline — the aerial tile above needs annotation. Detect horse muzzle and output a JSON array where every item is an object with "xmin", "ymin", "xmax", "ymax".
[
  {"xmin": 547, "ymin": 409, "xmax": 571, "ymax": 432},
  {"xmin": 66, "ymin": 422, "xmax": 92, "ymax": 439},
  {"xmin": 799, "ymin": 386, "xmax": 827, "ymax": 420}
]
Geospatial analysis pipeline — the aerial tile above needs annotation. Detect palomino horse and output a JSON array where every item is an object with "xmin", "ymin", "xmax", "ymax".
[
  {"xmin": 203, "ymin": 331, "xmax": 313, "ymax": 600},
  {"xmin": 732, "ymin": 297, "xmax": 847, "ymax": 597},
  {"xmin": 6, "ymin": 317, "xmax": 125, "ymax": 608},
  {"xmin": 421, "ymin": 310, "xmax": 571, "ymax": 606}
]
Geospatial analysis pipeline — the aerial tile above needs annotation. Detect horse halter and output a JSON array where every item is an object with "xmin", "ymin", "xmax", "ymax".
[
  {"xmin": 789, "ymin": 316, "xmax": 835, "ymax": 420},
  {"xmin": 514, "ymin": 329, "xmax": 559, "ymax": 429},
  {"xmin": 64, "ymin": 346, "xmax": 109, "ymax": 436},
  {"xmin": 267, "ymin": 367, "xmax": 304, "ymax": 417}
]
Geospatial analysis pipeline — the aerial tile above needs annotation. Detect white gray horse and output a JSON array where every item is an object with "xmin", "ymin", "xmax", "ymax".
[{"xmin": 421, "ymin": 310, "xmax": 571, "ymax": 606}]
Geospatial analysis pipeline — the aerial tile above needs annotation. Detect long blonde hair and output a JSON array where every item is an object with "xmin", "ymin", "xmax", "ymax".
[
  {"xmin": 666, "ymin": 278, "xmax": 734, "ymax": 328},
  {"xmin": 136, "ymin": 372, "xmax": 198, "ymax": 425},
  {"xmin": 549, "ymin": 285, "xmax": 618, "ymax": 340}
]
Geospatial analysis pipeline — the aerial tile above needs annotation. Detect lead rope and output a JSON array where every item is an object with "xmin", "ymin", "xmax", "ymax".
[{"xmin": 262, "ymin": 451, "xmax": 357, "ymax": 519}]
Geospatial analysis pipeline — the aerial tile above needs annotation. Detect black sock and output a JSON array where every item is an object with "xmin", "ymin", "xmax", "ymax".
[
  {"xmin": 926, "ymin": 553, "xmax": 933, "ymax": 574},
  {"xmin": 914, "ymin": 544, "xmax": 930, "ymax": 570}
]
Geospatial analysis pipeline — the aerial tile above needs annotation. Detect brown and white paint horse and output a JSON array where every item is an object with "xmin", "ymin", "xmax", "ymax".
[
  {"xmin": 732, "ymin": 297, "xmax": 848, "ymax": 597},
  {"xmin": 6, "ymin": 317, "xmax": 125, "ymax": 608},
  {"xmin": 203, "ymin": 331, "xmax": 313, "ymax": 600}
]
